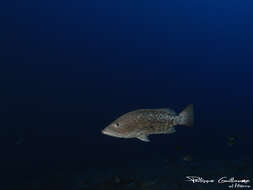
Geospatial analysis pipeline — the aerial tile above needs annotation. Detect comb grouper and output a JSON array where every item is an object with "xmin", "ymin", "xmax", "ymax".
[{"xmin": 102, "ymin": 104, "xmax": 194, "ymax": 142}]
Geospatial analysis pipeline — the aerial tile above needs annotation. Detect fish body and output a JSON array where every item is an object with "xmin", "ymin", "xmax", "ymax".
[{"xmin": 102, "ymin": 104, "xmax": 194, "ymax": 142}]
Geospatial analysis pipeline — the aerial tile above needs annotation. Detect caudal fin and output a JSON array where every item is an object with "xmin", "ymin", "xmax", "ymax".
[{"xmin": 178, "ymin": 104, "xmax": 194, "ymax": 126}]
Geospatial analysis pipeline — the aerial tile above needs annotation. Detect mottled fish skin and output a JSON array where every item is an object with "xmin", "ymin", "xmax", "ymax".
[
  {"xmin": 102, "ymin": 104, "xmax": 194, "ymax": 142},
  {"xmin": 135, "ymin": 109, "xmax": 177, "ymax": 134}
]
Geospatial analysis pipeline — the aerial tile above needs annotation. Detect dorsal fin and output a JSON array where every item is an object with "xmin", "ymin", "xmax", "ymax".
[{"xmin": 157, "ymin": 108, "xmax": 177, "ymax": 115}]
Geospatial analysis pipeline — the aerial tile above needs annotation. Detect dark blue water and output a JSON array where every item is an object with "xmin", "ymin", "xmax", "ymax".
[{"xmin": 1, "ymin": 0, "xmax": 253, "ymax": 189}]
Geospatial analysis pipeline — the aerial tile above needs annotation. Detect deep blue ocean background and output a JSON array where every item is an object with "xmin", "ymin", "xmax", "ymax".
[{"xmin": 1, "ymin": 0, "xmax": 253, "ymax": 189}]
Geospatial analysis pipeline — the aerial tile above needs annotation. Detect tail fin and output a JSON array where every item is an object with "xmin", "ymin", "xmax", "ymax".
[{"xmin": 178, "ymin": 104, "xmax": 194, "ymax": 126}]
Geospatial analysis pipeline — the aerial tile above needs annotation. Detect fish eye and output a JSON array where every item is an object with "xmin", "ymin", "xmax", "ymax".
[{"xmin": 115, "ymin": 123, "xmax": 120, "ymax": 127}]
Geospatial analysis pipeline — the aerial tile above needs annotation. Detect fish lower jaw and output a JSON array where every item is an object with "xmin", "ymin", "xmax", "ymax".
[
  {"xmin": 102, "ymin": 131, "xmax": 124, "ymax": 138},
  {"xmin": 102, "ymin": 130, "xmax": 111, "ymax": 135}
]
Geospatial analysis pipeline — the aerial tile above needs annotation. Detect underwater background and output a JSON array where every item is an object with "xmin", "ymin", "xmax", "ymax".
[{"xmin": 1, "ymin": 0, "xmax": 253, "ymax": 189}]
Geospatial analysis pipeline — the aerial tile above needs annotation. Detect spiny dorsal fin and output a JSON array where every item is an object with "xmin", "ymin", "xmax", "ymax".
[
  {"xmin": 158, "ymin": 108, "xmax": 177, "ymax": 115},
  {"xmin": 137, "ymin": 134, "xmax": 150, "ymax": 142}
]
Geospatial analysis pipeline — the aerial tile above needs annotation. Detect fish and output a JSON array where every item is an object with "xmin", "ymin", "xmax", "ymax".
[{"xmin": 102, "ymin": 104, "xmax": 194, "ymax": 142}]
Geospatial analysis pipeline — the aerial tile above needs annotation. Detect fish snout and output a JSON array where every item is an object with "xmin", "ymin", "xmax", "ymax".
[
  {"xmin": 101, "ymin": 129, "xmax": 106, "ymax": 134},
  {"xmin": 102, "ymin": 127, "xmax": 121, "ymax": 137},
  {"xmin": 102, "ymin": 128, "xmax": 111, "ymax": 135}
]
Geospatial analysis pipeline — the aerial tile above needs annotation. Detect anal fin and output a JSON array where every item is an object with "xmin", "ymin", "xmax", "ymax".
[{"xmin": 165, "ymin": 127, "xmax": 176, "ymax": 134}]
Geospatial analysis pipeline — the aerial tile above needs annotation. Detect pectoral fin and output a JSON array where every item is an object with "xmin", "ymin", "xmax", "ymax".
[{"xmin": 137, "ymin": 134, "xmax": 150, "ymax": 142}]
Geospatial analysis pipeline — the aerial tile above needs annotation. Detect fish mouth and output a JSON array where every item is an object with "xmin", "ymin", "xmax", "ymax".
[
  {"xmin": 101, "ymin": 129, "xmax": 114, "ymax": 136},
  {"xmin": 101, "ymin": 129, "xmax": 121, "ymax": 138},
  {"xmin": 102, "ymin": 129, "xmax": 110, "ymax": 135}
]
